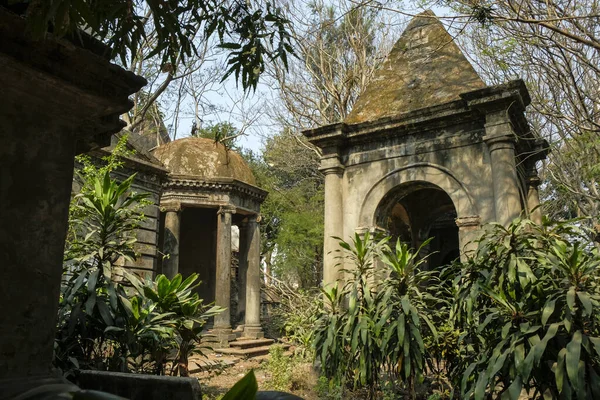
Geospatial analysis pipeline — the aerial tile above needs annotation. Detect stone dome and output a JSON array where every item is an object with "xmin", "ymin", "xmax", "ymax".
[{"xmin": 152, "ymin": 137, "xmax": 256, "ymax": 185}]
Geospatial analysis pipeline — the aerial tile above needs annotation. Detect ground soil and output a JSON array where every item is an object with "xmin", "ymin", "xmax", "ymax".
[{"xmin": 191, "ymin": 353, "xmax": 320, "ymax": 400}]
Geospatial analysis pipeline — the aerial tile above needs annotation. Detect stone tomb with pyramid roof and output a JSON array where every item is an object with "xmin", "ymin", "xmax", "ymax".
[{"xmin": 303, "ymin": 10, "xmax": 549, "ymax": 287}]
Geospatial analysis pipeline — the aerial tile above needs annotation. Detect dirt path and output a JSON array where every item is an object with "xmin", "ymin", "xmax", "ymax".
[{"xmin": 191, "ymin": 355, "xmax": 319, "ymax": 400}]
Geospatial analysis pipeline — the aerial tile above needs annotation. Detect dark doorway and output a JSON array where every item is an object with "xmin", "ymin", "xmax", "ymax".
[{"xmin": 375, "ymin": 182, "xmax": 460, "ymax": 269}]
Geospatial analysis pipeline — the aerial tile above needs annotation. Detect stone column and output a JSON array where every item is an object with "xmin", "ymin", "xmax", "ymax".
[
  {"xmin": 213, "ymin": 205, "xmax": 237, "ymax": 345},
  {"xmin": 455, "ymin": 216, "xmax": 481, "ymax": 260},
  {"xmin": 244, "ymin": 215, "xmax": 264, "ymax": 339},
  {"xmin": 320, "ymin": 154, "xmax": 345, "ymax": 288},
  {"xmin": 526, "ymin": 171, "xmax": 543, "ymax": 225},
  {"xmin": 483, "ymin": 113, "xmax": 523, "ymax": 226},
  {"xmin": 162, "ymin": 205, "xmax": 182, "ymax": 278},
  {"xmin": 236, "ymin": 221, "xmax": 248, "ymax": 330}
]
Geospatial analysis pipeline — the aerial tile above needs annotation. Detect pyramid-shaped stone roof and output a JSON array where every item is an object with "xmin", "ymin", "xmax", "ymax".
[{"xmin": 345, "ymin": 10, "xmax": 485, "ymax": 124}]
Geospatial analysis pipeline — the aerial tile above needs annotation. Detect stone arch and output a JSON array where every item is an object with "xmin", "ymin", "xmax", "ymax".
[{"xmin": 358, "ymin": 163, "xmax": 478, "ymax": 229}]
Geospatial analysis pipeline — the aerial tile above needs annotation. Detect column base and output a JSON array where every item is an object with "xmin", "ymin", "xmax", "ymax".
[
  {"xmin": 212, "ymin": 328, "xmax": 237, "ymax": 347},
  {"xmin": 243, "ymin": 324, "xmax": 264, "ymax": 339}
]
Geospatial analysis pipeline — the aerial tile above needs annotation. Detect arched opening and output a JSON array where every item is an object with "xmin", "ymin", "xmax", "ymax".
[{"xmin": 375, "ymin": 182, "xmax": 460, "ymax": 270}]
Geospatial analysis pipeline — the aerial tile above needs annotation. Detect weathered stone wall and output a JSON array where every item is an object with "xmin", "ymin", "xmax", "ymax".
[
  {"xmin": 113, "ymin": 167, "xmax": 163, "ymax": 280},
  {"xmin": 342, "ymin": 120, "xmax": 495, "ymax": 242}
]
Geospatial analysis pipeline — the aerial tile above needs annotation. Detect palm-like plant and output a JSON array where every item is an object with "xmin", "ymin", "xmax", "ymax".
[
  {"xmin": 128, "ymin": 272, "xmax": 224, "ymax": 376},
  {"xmin": 379, "ymin": 238, "xmax": 440, "ymax": 399}
]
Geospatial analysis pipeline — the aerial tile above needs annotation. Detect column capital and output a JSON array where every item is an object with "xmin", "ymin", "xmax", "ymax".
[
  {"xmin": 160, "ymin": 202, "xmax": 182, "ymax": 213},
  {"xmin": 247, "ymin": 214, "xmax": 261, "ymax": 224},
  {"xmin": 455, "ymin": 215, "xmax": 481, "ymax": 229},
  {"xmin": 319, "ymin": 154, "xmax": 345, "ymax": 175},
  {"xmin": 483, "ymin": 133, "xmax": 517, "ymax": 152},
  {"xmin": 217, "ymin": 205, "xmax": 237, "ymax": 215}
]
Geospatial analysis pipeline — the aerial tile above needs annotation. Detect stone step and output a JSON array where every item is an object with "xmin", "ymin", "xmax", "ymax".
[
  {"xmin": 214, "ymin": 343, "xmax": 290, "ymax": 359},
  {"xmin": 188, "ymin": 358, "xmax": 237, "ymax": 374},
  {"xmin": 200, "ymin": 334, "xmax": 220, "ymax": 344},
  {"xmin": 229, "ymin": 338, "xmax": 275, "ymax": 349}
]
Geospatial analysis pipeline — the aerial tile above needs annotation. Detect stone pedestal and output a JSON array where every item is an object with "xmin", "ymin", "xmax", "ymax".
[
  {"xmin": 0, "ymin": 8, "xmax": 145, "ymax": 398},
  {"xmin": 320, "ymin": 155, "xmax": 344, "ymax": 288},
  {"xmin": 214, "ymin": 206, "xmax": 236, "ymax": 345},
  {"xmin": 243, "ymin": 216, "xmax": 264, "ymax": 339},
  {"xmin": 162, "ymin": 206, "xmax": 181, "ymax": 278}
]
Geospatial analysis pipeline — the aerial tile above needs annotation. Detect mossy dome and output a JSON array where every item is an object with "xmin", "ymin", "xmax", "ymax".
[{"xmin": 152, "ymin": 137, "xmax": 256, "ymax": 185}]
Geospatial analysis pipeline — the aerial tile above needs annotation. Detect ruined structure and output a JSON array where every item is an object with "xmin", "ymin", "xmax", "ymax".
[
  {"xmin": 303, "ymin": 11, "xmax": 548, "ymax": 287},
  {"xmin": 0, "ymin": 8, "xmax": 146, "ymax": 396},
  {"xmin": 152, "ymin": 137, "xmax": 268, "ymax": 344}
]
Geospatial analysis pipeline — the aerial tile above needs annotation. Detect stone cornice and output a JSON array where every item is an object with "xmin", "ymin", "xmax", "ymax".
[
  {"xmin": 163, "ymin": 175, "xmax": 268, "ymax": 203},
  {"xmin": 302, "ymin": 80, "xmax": 546, "ymax": 162},
  {"xmin": 0, "ymin": 8, "xmax": 146, "ymax": 154}
]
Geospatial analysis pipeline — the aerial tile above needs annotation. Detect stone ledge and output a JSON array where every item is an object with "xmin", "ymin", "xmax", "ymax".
[{"xmin": 78, "ymin": 370, "xmax": 202, "ymax": 400}]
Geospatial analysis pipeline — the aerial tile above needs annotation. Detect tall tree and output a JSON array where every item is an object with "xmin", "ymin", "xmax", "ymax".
[
  {"xmin": 268, "ymin": 0, "xmax": 398, "ymax": 130},
  {"xmin": 443, "ymin": 0, "xmax": 600, "ymax": 238},
  {"xmin": 250, "ymin": 0, "xmax": 399, "ymax": 287},
  {"xmin": 244, "ymin": 131, "xmax": 324, "ymax": 288}
]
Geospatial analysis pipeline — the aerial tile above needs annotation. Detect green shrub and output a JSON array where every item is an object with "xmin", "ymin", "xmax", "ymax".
[
  {"xmin": 313, "ymin": 233, "xmax": 440, "ymax": 399},
  {"xmin": 265, "ymin": 344, "xmax": 295, "ymax": 392},
  {"xmin": 451, "ymin": 219, "xmax": 600, "ymax": 399},
  {"xmin": 267, "ymin": 285, "xmax": 321, "ymax": 359},
  {"xmin": 55, "ymin": 157, "xmax": 222, "ymax": 376}
]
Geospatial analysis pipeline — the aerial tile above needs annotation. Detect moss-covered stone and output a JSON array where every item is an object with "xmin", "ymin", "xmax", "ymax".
[
  {"xmin": 345, "ymin": 10, "xmax": 485, "ymax": 124},
  {"xmin": 152, "ymin": 137, "xmax": 256, "ymax": 185}
]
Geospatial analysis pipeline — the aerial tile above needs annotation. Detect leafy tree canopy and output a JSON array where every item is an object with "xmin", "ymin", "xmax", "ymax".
[
  {"xmin": 243, "ymin": 130, "xmax": 324, "ymax": 288},
  {"xmin": 7, "ymin": 0, "xmax": 293, "ymax": 90}
]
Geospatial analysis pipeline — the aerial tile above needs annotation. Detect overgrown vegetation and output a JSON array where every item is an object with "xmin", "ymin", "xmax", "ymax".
[
  {"xmin": 313, "ymin": 219, "xmax": 600, "ymax": 399},
  {"xmin": 314, "ymin": 233, "xmax": 442, "ymax": 399},
  {"xmin": 56, "ymin": 141, "xmax": 222, "ymax": 377}
]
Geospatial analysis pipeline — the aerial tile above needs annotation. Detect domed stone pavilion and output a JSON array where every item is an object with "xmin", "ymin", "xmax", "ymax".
[{"xmin": 152, "ymin": 137, "xmax": 267, "ymax": 345}]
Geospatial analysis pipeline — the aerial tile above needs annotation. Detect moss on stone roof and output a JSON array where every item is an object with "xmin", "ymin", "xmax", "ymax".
[
  {"xmin": 345, "ymin": 10, "xmax": 485, "ymax": 124},
  {"xmin": 151, "ymin": 137, "xmax": 256, "ymax": 185}
]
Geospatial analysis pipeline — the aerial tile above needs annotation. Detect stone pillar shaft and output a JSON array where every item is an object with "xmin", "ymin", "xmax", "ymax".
[
  {"xmin": 236, "ymin": 222, "xmax": 248, "ymax": 328},
  {"xmin": 162, "ymin": 208, "xmax": 181, "ymax": 278},
  {"xmin": 455, "ymin": 216, "xmax": 481, "ymax": 260},
  {"xmin": 527, "ymin": 175, "xmax": 542, "ymax": 225},
  {"xmin": 321, "ymin": 155, "xmax": 344, "ymax": 288},
  {"xmin": 484, "ymin": 116, "xmax": 522, "ymax": 226},
  {"xmin": 214, "ymin": 206, "xmax": 236, "ymax": 345},
  {"xmin": 0, "ymin": 125, "xmax": 75, "ymax": 381},
  {"xmin": 244, "ymin": 216, "xmax": 264, "ymax": 339}
]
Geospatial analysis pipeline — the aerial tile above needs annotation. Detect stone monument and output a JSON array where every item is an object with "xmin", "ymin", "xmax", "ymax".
[{"xmin": 303, "ymin": 11, "xmax": 548, "ymax": 288}]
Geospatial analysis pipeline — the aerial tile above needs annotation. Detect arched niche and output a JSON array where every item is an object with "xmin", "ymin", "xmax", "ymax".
[{"xmin": 358, "ymin": 163, "xmax": 480, "ymax": 265}]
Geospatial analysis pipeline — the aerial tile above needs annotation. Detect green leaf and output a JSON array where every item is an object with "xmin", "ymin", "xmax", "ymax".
[
  {"xmin": 576, "ymin": 291, "xmax": 593, "ymax": 316},
  {"xmin": 97, "ymin": 300, "xmax": 114, "ymax": 326},
  {"xmin": 556, "ymin": 348, "xmax": 566, "ymax": 392},
  {"xmin": 589, "ymin": 336, "xmax": 600, "ymax": 357},
  {"xmin": 501, "ymin": 376, "xmax": 522, "ymax": 400},
  {"xmin": 565, "ymin": 331, "xmax": 582, "ymax": 394},
  {"xmin": 222, "ymin": 370, "xmax": 258, "ymax": 400},
  {"xmin": 401, "ymin": 297, "xmax": 410, "ymax": 315},
  {"xmin": 87, "ymin": 268, "xmax": 99, "ymax": 293},
  {"xmin": 567, "ymin": 287, "xmax": 576, "ymax": 312},
  {"xmin": 541, "ymin": 299, "xmax": 556, "ymax": 326}
]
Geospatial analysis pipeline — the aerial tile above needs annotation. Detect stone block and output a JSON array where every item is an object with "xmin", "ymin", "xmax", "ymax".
[{"xmin": 78, "ymin": 370, "xmax": 202, "ymax": 400}]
